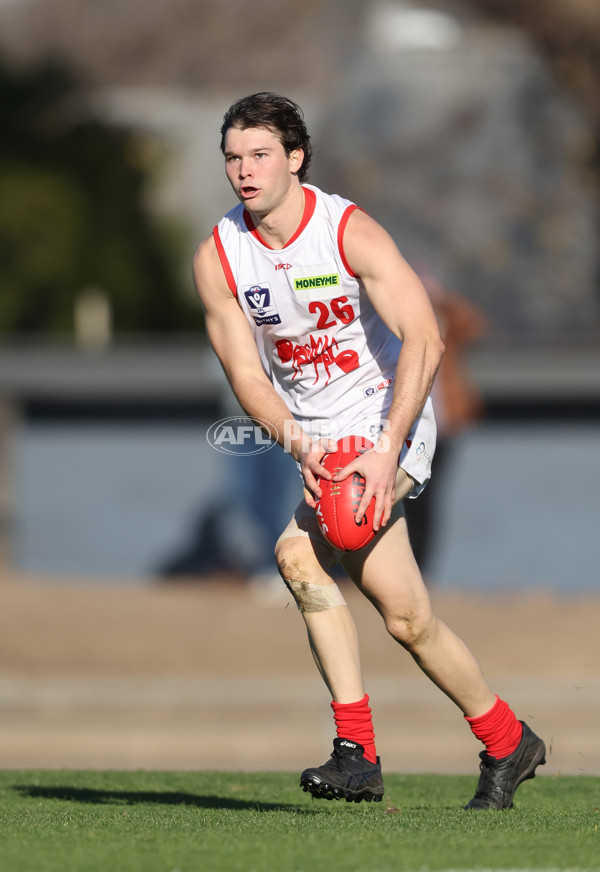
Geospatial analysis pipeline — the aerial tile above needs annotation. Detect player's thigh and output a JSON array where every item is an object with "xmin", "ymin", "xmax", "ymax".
[
  {"xmin": 394, "ymin": 468, "xmax": 416, "ymax": 504},
  {"xmin": 340, "ymin": 501, "xmax": 431, "ymax": 620}
]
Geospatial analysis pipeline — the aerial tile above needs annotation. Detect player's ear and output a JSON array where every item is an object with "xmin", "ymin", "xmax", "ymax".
[{"xmin": 289, "ymin": 148, "xmax": 304, "ymax": 175}]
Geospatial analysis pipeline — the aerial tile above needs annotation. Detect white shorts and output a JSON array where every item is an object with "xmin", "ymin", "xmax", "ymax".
[
  {"xmin": 280, "ymin": 397, "xmax": 437, "ymax": 552},
  {"xmin": 344, "ymin": 397, "xmax": 437, "ymax": 499},
  {"xmin": 295, "ymin": 395, "xmax": 437, "ymax": 499}
]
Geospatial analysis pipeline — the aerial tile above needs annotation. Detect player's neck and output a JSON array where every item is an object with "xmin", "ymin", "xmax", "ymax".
[{"xmin": 246, "ymin": 184, "xmax": 306, "ymax": 250}]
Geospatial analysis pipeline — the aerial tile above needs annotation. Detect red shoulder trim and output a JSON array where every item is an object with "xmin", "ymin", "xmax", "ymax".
[
  {"xmin": 242, "ymin": 208, "xmax": 267, "ymax": 246},
  {"xmin": 338, "ymin": 204, "xmax": 361, "ymax": 278},
  {"xmin": 213, "ymin": 226, "xmax": 237, "ymax": 296},
  {"xmin": 242, "ymin": 186, "xmax": 317, "ymax": 250}
]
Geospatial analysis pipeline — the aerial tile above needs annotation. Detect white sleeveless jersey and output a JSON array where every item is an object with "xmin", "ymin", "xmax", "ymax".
[{"xmin": 213, "ymin": 184, "xmax": 436, "ymax": 484}]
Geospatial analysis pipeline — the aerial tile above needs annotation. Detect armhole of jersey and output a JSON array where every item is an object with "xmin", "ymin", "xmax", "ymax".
[
  {"xmin": 338, "ymin": 204, "xmax": 362, "ymax": 278},
  {"xmin": 212, "ymin": 225, "xmax": 238, "ymax": 297}
]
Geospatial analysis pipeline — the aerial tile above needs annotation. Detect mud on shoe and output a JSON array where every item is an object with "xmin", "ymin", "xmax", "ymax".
[
  {"xmin": 465, "ymin": 721, "xmax": 546, "ymax": 810},
  {"xmin": 300, "ymin": 738, "xmax": 384, "ymax": 803}
]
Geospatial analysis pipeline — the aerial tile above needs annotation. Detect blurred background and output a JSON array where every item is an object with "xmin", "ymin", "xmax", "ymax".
[{"xmin": 0, "ymin": 0, "xmax": 599, "ymax": 774}]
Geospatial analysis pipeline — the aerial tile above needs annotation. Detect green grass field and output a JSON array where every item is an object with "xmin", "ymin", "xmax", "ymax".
[{"xmin": 0, "ymin": 769, "xmax": 598, "ymax": 872}]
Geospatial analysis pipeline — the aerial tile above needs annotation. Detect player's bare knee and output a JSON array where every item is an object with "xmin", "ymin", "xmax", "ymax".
[
  {"xmin": 275, "ymin": 533, "xmax": 332, "ymax": 581},
  {"xmin": 384, "ymin": 610, "xmax": 432, "ymax": 651},
  {"xmin": 275, "ymin": 537, "xmax": 346, "ymax": 613},
  {"xmin": 274, "ymin": 536, "xmax": 309, "ymax": 582}
]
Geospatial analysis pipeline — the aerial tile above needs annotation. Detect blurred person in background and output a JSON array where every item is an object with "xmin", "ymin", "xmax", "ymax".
[
  {"xmin": 193, "ymin": 92, "xmax": 546, "ymax": 810},
  {"xmin": 405, "ymin": 265, "xmax": 488, "ymax": 577}
]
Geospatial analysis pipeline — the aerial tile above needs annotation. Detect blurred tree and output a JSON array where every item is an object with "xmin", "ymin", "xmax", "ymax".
[{"xmin": 0, "ymin": 59, "xmax": 204, "ymax": 337}]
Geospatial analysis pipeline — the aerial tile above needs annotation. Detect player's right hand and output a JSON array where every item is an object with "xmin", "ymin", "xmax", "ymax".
[{"xmin": 301, "ymin": 438, "xmax": 338, "ymax": 507}]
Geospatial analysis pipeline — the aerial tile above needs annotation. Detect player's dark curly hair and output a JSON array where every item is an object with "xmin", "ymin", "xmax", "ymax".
[{"xmin": 220, "ymin": 92, "xmax": 312, "ymax": 182}]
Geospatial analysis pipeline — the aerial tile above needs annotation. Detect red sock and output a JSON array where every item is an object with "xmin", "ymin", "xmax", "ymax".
[
  {"xmin": 465, "ymin": 695, "xmax": 523, "ymax": 759},
  {"xmin": 331, "ymin": 693, "xmax": 377, "ymax": 763}
]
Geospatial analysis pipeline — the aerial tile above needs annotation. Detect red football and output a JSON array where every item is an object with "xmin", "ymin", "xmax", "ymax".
[{"xmin": 314, "ymin": 436, "xmax": 378, "ymax": 551}]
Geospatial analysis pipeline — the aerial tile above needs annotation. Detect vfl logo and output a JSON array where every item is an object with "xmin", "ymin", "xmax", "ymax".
[
  {"xmin": 363, "ymin": 377, "xmax": 394, "ymax": 398},
  {"xmin": 243, "ymin": 284, "xmax": 281, "ymax": 326}
]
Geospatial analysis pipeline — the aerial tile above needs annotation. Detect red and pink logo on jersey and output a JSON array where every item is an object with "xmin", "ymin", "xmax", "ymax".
[{"xmin": 275, "ymin": 334, "xmax": 359, "ymax": 385}]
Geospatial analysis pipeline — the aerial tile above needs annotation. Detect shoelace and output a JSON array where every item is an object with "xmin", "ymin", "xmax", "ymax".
[{"xmin": 474, "ymin": 758, "xmax": 501, "ymax": 797}]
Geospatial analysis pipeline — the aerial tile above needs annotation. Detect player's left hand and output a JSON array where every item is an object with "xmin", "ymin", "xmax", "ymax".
[{"xmin": 333, "ymin": 447, "xmax": 399, "ymax": 531}]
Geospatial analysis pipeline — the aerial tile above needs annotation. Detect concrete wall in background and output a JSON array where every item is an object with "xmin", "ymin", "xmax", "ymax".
[{"xmin": 9, "ymin": 415, "xmax": 600, "ymax": 592}]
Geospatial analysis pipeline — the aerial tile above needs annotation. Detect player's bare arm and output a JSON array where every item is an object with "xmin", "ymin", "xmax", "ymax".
[
  {"xmin": 193, "ymin": 235, "xmax": 293, "ymax": 443},
  {"xmin": 335, "ymin": 209, "xmax": 445, "ymax": 529},
  {"xmin": 193, "ymin": 236, "xmax": 334, "ymax": 502}
]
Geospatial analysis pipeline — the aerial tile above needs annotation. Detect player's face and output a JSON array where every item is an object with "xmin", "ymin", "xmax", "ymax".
[{"xmin": 223, "ymin": 125, "xmax": 303, "ymax": 215}]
